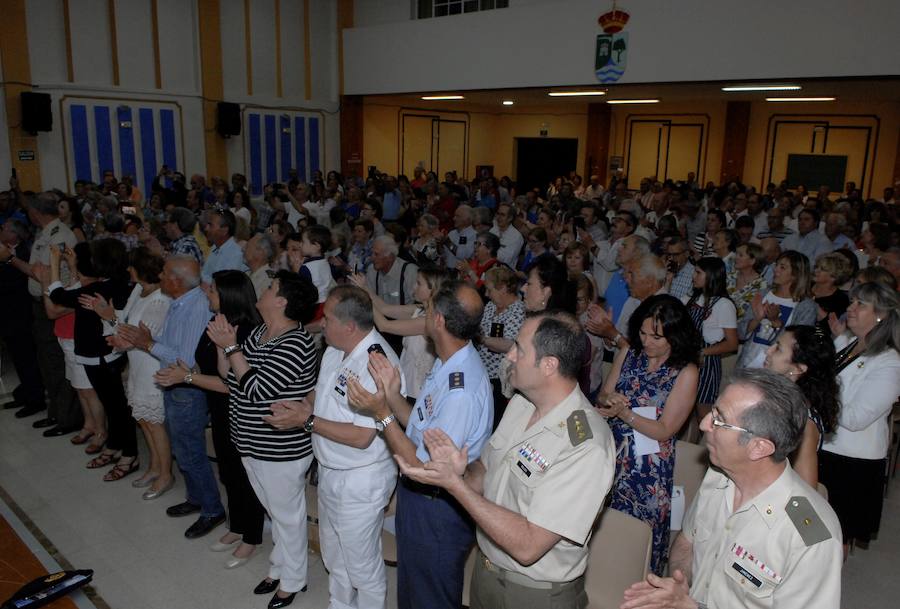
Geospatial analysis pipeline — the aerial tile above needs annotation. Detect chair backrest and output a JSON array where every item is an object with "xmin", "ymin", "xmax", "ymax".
[
  {"xmin": 674, "ymin": 440, "xmax": 709, "ymax": 511},
  {"xmin": 584, "ymin": 508, "xmax": 653, "ymax": 609}
]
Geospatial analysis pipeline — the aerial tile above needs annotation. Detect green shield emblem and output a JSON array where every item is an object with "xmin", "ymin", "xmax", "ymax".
[{"xmin": 596, "ymin": 32, "xmax": 628, "ymax": 83}]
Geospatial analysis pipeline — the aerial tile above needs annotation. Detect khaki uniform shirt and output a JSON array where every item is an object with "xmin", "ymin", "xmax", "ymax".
[
  {"xmin": 682, "ymin": 464, "xmax": 842, "ymax": 609},
  {"xmin": 27, "ymin": 218, "xmax": 76, "ymax": 297},
  {"xmin": 477, "ymin": 388, "xmax": 616, "ymax": 583}
]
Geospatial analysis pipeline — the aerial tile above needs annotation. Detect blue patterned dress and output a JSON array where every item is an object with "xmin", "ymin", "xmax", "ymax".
[{"xmin": 608, "ymin": 349, "xmax": 682, "ymax": 575}]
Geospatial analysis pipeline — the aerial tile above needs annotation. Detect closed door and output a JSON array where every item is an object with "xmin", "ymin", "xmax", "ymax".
[
  {"xmin": 437, "ymin": 120, "xmax": 466, "ymax": 178},
  {"xmin": 402, "ymin": 115, "xmax": 434, "ymax": 178},
  {"xmin": 626, "ymin": 120, "xmax": 704, "ymax": 183}
]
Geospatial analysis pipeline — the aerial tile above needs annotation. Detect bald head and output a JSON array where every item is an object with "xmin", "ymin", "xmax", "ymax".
[{"xmin": 431, "ymin": 280, "xmax": 483, "ymax": 341}]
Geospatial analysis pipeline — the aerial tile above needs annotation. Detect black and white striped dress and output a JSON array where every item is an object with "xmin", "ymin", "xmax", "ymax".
[{"xmin": 227, "ymin": 324, "xmax": 318, "ymax": 461}]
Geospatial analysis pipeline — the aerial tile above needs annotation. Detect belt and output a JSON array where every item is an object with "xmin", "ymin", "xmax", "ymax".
[
  {"xmin": 401, "ymin": 476, "xmax": 450, "ymax": 500},
  {"xmin": 478, "ymin": 551, "xmax": 581, "ymax": 590}
]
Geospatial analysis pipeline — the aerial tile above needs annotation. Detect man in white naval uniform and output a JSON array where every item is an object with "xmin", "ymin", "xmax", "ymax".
[{"xmin": 266, "ymin": 284, "xmax": 403, "ymax": 609}]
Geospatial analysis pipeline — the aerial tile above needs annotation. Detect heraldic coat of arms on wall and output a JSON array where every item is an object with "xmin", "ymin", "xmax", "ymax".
[{"xmin": 595, "ymin": 4, "xmax": 630, "ymax": 83}]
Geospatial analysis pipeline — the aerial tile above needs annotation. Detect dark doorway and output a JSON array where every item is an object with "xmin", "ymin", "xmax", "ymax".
[{"xmin": 515, "ymin": 138, "xmax": 578, "ymax": 197}]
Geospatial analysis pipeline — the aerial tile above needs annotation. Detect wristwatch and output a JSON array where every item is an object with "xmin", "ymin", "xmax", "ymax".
[
  {"xmin": 303, "ymin": 414, "xmax": 316, "ymax": 433},
  {"xmin": 183, "ymin": 372, "xmax": 193, "ymax": 385},
  {"xmin": 375, "ymin": 413, "xmax": 396, "ymax": 432}
]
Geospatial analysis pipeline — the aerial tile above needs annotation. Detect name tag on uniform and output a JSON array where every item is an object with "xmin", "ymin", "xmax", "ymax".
[
  {"xmin": 731, "ymin": 563, "xmax": 762, "ymax": 588},
  {"xmin": 516, "ymin": 461, "xmax": 532, "ymax": 477},
  {"xmin": 417, "ymin": 407, "xmax": 424, "ymax": 421}
]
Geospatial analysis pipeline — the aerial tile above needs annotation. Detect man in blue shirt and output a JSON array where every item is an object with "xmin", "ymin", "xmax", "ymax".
[
  {"xmin": 381, "ymin": 176, "xmax": 403, "ymax": 222},
  {"xmin": 118, "ymin": 256, "xmax": 226, "ymax": 539},
  {"xmin": 348, "ymin": 281, "xmax": 493, "ymax": 609},
  {"xmin": 202, "ymin": 210, "xmax": 248, "ymax": 284},
  {"xmin": 781, "ymin": 209, "xmax": 831, "ymax": 264}
]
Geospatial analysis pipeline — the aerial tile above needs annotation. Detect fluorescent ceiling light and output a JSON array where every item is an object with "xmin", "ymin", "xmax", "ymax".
[
  {"xmin": 548, "ymin": 91, "xmax": 606, "ymax": 97},
  {"xmin": 606, "ymin": 99, "xmax": 659, "ymax": 104},
  {"xmin": 502, "ymin": 100, "xmax": 514, "ymax": 106},
  {"xmin": 765, "ymin": 97, "xmax": 836, "ymax": 102},
  {"xmin": 421, "ymin": 95, "xmax": 464, "ymax": 100},
  {"xmin": 722, "ymin": 85, "xmax": 801, "ymax": 92}
]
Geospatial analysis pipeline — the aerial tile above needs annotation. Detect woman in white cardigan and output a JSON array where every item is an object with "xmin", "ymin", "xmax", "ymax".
[{"xmin": 820, "ymin": 281, "xmax": 900, "ymax": 556}]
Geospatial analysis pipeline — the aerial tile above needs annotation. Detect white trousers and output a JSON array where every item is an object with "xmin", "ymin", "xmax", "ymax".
[
  {"xmin": 242, "ymin": 455, "xmax": 314, "ymax": 593},
  {"xmin": 318, "ymin": 459, "xmax": 398, "ymax": 609}
]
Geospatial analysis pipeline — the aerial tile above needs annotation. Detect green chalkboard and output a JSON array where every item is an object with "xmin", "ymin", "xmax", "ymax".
[{"xmin": 785, "ymin": 154, "xmax": 847, "ymax": 192}]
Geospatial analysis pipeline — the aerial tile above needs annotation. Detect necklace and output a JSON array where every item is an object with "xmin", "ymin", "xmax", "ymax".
[
  {"xmin": 260, "ymin": 322, "xmax": 299, "ymax": 347},
  {"xmin": 834, "ymin": 339, "xmax": 862, "ymax": 373}
]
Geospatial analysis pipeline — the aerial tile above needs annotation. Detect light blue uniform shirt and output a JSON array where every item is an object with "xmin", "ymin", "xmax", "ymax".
[
  {"xmin": 149, "ymin": 286, "xmax": 211, "ymax": 368},
  {"xmin": 406, "ymin": 342, "xmax": 493, "ymax": 464},
  {"xmin": 202, "ymin": 237, "xmax": 249, "ymax": 283}
]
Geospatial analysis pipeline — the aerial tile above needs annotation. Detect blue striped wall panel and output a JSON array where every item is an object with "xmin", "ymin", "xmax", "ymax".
[
  {"xmin": 93, "ymin": 106, "xmax": 114, "ymax": 177},
  {"xmin": 70, "ymin": 105, "xmax": 92, "ymax": 182},
  {"xmin": 117, "ymin": 106, "xmax": 136, "ymax": 181},
  {"xmin": 248, "ymin": 114, "xmax": 262, "ymax": 195},
  {"xmin": 309, "ymin": 117, "xmax": 320, "ymax": 177},
  {"xmin": 280, "ymin": 115, "xmax": 292, "ymax": 181},
  {"xmin": 295, "ymin": 116, "xmax": 307, "ymax": 181},
  {"xmin": 138, "ymin": 108, "xmax": 158, "ymax": 198}
]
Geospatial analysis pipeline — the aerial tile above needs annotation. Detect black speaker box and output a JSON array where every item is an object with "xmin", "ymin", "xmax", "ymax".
[
  {"xmin": 217, "ymin": 102, "xmax": 241, "ymax": 137},
  {"xmin": 21, "ymin": 91, "xmax": 52, "ymax": 133}
]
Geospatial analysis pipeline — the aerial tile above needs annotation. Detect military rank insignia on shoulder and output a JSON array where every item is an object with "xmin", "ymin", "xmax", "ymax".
[
  {"xmin": 448, "ymin": 371, "xmax": 464, "ymax": 390},
  {"xmin": 50, "ymin": 226, "xmax": 60, "ymax": 236},
  {"xmin": 567, "ymin": 410, "xmax": 593, "ymax": 447},
  {"xmin": 785, "ymin": 496, "xmax": 831, "ymax": 546}
]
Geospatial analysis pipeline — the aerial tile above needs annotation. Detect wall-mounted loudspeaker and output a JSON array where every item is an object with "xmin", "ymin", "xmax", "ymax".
[
  {"xmin": 217, "ymin": 102, "xmax": 241, "ymax": 137},
  {"xmin": 21, "ymin": 92, "xmax": 52, "ymax": 133}
]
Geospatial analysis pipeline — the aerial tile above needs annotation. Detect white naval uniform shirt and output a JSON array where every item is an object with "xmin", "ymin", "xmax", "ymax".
[
  {"xmin": 312, "ymin": 329, "xmax": 404, "ymax": 470},
  {"xmin": 444, "ymin": 226, "xmax": 477, "ymax": 269}
]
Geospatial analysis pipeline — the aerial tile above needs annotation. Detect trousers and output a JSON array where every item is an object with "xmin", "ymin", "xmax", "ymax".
[
  {"xmin": 243, "ymin": 455, "xmax": 314, "ymax": 593},
  {"xmin": 318, "ymin": 460, "xmax": 397, "ymax": 609}
]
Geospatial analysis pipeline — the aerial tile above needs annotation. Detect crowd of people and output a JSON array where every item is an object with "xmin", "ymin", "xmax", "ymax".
[{"xmin": 0, "ymin": 164, "xmax": 899, "ymax": 609}]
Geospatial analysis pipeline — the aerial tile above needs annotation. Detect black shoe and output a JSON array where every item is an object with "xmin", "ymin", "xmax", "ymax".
[
  {"xmin": 2, "ymin": 399, "xmax": 23, "ymax": 410},
  {"xmin": 184, "ymin": 514, "xmax": 226, "ymax": 539},
  {"xmin": 166, "ymin": 502, "xmax": 201, "ymax": 518},
  {"xmin": 32, "ymin": 417, "xmax": 58, "ymax": 429},
  {"xmin": 43, "ymin": 425, "xmax": 79, "ymax": 438},
  {"xmin": 254, "ymin": 579, "xmax": 280, "ymax": 595},
  {"xmin": 15, "ymin": 404, "xmax": 46, "ymax": 419},
  {"xmin": 268, "ymin": 592, "xmax": 296, "ymax": 609}
]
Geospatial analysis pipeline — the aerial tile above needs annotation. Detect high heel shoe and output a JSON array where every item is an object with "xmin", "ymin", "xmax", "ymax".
[{"xmin": 142, "ymin": 477, "xmax": 175, "ymax": 500}]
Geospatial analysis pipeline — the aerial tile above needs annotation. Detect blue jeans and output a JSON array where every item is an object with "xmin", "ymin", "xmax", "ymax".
[{"xmin": 164, "ymin": 387, "xmax": 224, "ymax": 517}]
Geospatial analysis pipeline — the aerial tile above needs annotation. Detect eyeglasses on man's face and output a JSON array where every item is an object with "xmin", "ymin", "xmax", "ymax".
[{"xmin": 710, "ymin": 407, "xmax": 753, "ymax": 435}]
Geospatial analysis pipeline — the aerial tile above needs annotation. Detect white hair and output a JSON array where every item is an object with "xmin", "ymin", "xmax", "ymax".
[{"xmin": 373, "ymin": 235, "xmax": 399, "ymax": 257}]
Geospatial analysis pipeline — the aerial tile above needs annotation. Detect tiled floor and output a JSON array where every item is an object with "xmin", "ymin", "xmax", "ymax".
[{"xmin": 0, "ymin": 359, "xmax": 897, "ymax": 609}]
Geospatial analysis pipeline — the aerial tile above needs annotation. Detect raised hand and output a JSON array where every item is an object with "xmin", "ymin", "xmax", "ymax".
[
  {"xmin": 422, "ymin": 429, "xmax": 468, "ymax": 477},
  {"xmin": 78, "ymin": 293, "xmax": 114, "ymax": 321},
  {"xmin": 206, "ymin": 313, "xmax": 237, "ymax": 349},
  {"xmin": 367, "ymin": 352, "xmax": 402, "ymax": 397},
  {"xmin": 347, "ymin": 375, "xmax": 389, "ymax": 419}
]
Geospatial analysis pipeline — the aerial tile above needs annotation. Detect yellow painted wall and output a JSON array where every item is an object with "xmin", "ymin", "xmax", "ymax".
[
  {"xmin": 362, "ymin": 99, "xmax": 587, "ymax": 180},
  {"xmin": 608, "ymin": 101, "xmax": 727, "ymax": 187},
  {"xmin": 742, "ymin": 101, "xmax": 900, "ymax": 198}
]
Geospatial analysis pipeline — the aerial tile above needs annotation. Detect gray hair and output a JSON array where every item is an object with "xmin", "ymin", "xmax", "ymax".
[
  {"xmin": 5, "ymin": 218, "xmax": 30, "ymax": 242},
  {"xmin": 254, "ymin": 233, "xmax": 277, "ymax": 263},
  {"xmin": 628, "ymin": 235, "xmax": 652, "ymax": 257},
  {"xmin": 167, "ymin": 255, "xmax": 201, "ymax": 289},
  {"xmin": 456, "ymin": 204, "xmax": 473, "ymax": 222},
  {"xmin": 419, "ymin": 213, "xmax": 439, "ymax": 230},
  {"xmin": 826, "ymin": 212, "xmax": 847, "ymax": 228},
  {"xmin": 731, "ymin": 368, "xmax": 808, "ymax": 462},
  {"xmin": 634, "ymin": 255, "xmax": 667, "ymax": 284},
  {"xmin": 372, "ymin": 235, "xmax": 398, "ymax": 257},
  {"xmin": 27, "ymin": 193, "xmax": 60, "ymax": 216},
  {"xmin": 472, "ymin": 206, "xmax": 492, "ymax": 227},
  {"xmin": 849, "ymin": 281, "xmax": 900, "ymax": 356},
  {"xmin": 327, "ymin": 285, "xmax": 374, "ymax": 331}
]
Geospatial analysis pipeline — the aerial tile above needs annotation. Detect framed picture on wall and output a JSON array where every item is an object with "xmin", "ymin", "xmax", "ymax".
[{"xmin": 475, "ymin": 165, "xmax": 494, "ymax": 179}]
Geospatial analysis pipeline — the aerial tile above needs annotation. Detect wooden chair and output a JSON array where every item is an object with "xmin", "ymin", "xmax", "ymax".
[
  {"xmin": 673, "ymin": 440, "xmax": 709, "ymax": 511},
  {"xmin": 584, "ymin": 508, "xmax": 653, "ymax": 609}
]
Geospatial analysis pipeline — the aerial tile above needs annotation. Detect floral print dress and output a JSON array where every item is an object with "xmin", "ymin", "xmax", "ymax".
[{"xmin": 608, "ymin": 349, "xmax": 682, "ymax": 575}]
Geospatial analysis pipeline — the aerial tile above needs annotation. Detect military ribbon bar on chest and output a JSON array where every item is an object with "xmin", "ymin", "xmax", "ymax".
[{"xmin": 517, "ymin": 441, "xmax": 550, "ymax": 474}]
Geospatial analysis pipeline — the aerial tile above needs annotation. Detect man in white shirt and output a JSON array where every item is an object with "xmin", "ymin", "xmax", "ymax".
[
  {"xmin": 822, "ymin": 212, "xmax": 855, "ymax": 251},
  {"xmin": 441, "ymin": 204, "xmax": 477, "ymax": 269},
  {"xmin": 265, "ymin": 285, "xmax": 403, "ymax": 609},
  {"xmin": 781, "ymin": 209, "xmax": 831, "ymax": 264},
  {"xmin": 244, "ymin": 233, "xmax": 276, "ymax": 298},
  {"xmin": 490, "ymin": 203, "xmax": 524, "ymax": 268},
  {"xmin": 366, "ymin": 236, "xmax": 417, "ymax": 306}
]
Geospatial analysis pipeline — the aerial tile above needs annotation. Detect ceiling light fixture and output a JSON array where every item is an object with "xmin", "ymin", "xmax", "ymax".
[
  {"xmin": 765, "ymin": 97, "xmax": 836, "ymax": 102},
  {"xmin": 421, "ymin": 95, "xmax": 464, "ymax": 100},
  {"xmin": 502, "ymin": 100, "xmax": 514, "ymax": 106},
  {"xmin": 606, "ymin": 99, "xmax": 659, "ymax": 104},
  {"xmin": 722, "ymin": 85, "xmax": 801, "ymax": 92},
  {"xmin": 548, "ymin": 91, "xmax": 607, "ymax": 97}
]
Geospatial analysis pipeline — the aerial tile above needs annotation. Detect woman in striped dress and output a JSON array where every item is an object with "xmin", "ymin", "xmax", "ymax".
[
  {"xmin": 684, "ymin": 257, "xmax": 738, "ymax": 420},
  {"xmin": 207, "ymin": 271, "xmax": 320, "ymax": 608}
]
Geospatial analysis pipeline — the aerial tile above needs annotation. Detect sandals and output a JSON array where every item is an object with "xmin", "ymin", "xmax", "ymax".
[
  {"xmin": 85, "ymin": 434, "xmax": 108, "ymax": 455},
  {"xmin": 87, "ymin": 452, "xmax": 120, "ymax": 469},
  {"xmin": 103, "ymin": 459, "xmax": 140, "ymax": 482},
  {"xmin": 70, "ymin": 431, "xmax": 95, "ymax": 445}
]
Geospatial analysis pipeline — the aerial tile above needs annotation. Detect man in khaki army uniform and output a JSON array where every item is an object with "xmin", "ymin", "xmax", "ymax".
[
  {"xmin": 0, "ymin": 193, "xmax": 79, "ymax": 431},
  {"xmin": 622, "ymin": 369, "xmax": 842, "ymax": 609},
  {"xmin": 397, "ymin": 310, "xmax": 616, "ymax": 609}
]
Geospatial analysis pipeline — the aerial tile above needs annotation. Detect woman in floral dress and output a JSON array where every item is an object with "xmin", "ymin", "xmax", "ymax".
[{"xmin": 595, "ymin": 295, "xmax": 700, "ymax": 575}]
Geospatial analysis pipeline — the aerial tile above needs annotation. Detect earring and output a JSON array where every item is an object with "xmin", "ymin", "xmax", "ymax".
[{"xmin": 876, "ymin": 318, "xmax": 882, "ymax": 323}]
